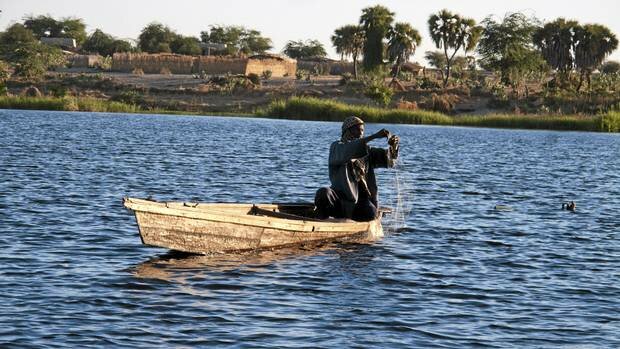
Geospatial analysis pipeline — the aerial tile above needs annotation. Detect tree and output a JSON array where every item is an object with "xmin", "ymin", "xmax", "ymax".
[
  {"xmin": 331, "ymin": 24, "xmax": 364, "ymax": 78},
  {"xmin": 23, "ymin": 15, "xmax": 87, "ymax": 45},
  {"xmin": 138, "ymin": 22, "xmax": 177, "ymax": 53},
  {"xmin": 10, "ymin": 42, "xmax": 65, "ymax": 79},
  {"xmin": 200, "ymin": 25, "xmax": 272, "ymax": 56},
  {"xmin": 478, "ymin": 13, "xmax": 547, "ymax": 98},
  {"xmin": 601, "ymin": 60, "xmax": 620, "ymax": 75},
  {"xmin": 83, "ymin": 29, "xmax": 114, "ymax": 56},
  {"xmin": 359, "ymin": 5, "xmax": 394, "ymax": 71},
  {"xmin": 23, "ymin": 15, "xmax": 61, "ymax": 37},
  {"xmin": 534, "ymin": 19, "xmax": 618, "ymax": 90},
  {"xmin": 239, "ymin": 29, "xmax": 272, "ymax": 55},
  {"xmin": 170, "ymin": 35, "xmax": 202, "ymax": 55},
  {"xmin": 59, "ymin": 17, "xmax": 87, "ymax": 45},
  {"xmin": 0, "ymin": 23, "xmax": 36, "ymax": 49},
  {"xmin": 283, "ymin": 40, "xmax": 327, "ymax": 59},
  {"xmin": 533, "ymin": 18, "xmax": 579, "ymax": 77},
  {"xmin": 573, "ymin": 24, "xmax": 618, "ymax": 90},
  {"xmin": 427, "ymin": 9, "xmax": 481, "ymax": 87},
  {"xmin": 110, "ymin": 40, "xmax": 133, "ymax": 55},
  {"xmin": 386, "ymin": 22, "xmax": 421, "ymax": 81}
]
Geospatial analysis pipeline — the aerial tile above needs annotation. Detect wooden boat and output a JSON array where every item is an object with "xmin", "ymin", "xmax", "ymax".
[{"xmin": 123, "ymin": 197, "xmax": 388, "ymax": 254}]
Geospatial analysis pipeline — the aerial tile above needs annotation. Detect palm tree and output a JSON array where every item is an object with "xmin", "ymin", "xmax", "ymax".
[
  {"xmin": 387, "ymin": 22, "xmax": 421, "ymax": 82},
  {"xmin": 428, "ymin": 9, "xmax": 481, "ymax": 87},
  {"xmin": 331, "ymin": 24, "xmax": 365, "ymax": 78},
  {"xmin": 359, "ymin": 5, "xmax": 395, "ymax": 71},
  {"xmin": 574, "ymin": 24, "xmax": 618, "ymax": 90},
  {"xmin": 533, "ymin": 18, "xmax": 579, "ymax": 78}
]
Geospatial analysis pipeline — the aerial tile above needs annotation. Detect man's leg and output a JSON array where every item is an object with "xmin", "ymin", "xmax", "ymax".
[
  {"xmin": 352, "ymin": 198, "xmax": 377, "ymax": 221},
  {"xmin": 314, "ymin": 187, "xmax": 343, "ymax": 219}
]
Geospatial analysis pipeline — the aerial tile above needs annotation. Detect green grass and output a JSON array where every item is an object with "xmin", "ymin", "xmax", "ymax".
[
  {"xmin": 2, "ymin": 95, "xmax": 618, "ymax": 132},
  {"xmin": 257, "ymin": 97, "xmax": 453, "ymax": 125},
  {"xmin": 258, "ymin": 97, "xmax": 620, "ymax": 132},
  {"xmin": 0, "ymin": 95, "xmax": 149, "ymax": 113}
]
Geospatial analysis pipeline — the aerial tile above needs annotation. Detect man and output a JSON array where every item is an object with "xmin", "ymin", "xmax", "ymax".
[{"xmin": 314, "ymin": 116, "xmax": 399, "ymax": 221}]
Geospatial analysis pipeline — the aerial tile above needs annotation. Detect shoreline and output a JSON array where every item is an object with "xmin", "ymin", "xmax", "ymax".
[{"xmin": 1, "ymin": 95, "xmax": 618, "ymax": 132}]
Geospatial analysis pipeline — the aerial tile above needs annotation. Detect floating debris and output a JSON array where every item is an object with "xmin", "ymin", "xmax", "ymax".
[
  {"xmin": 494, "ymin": 205, "xmax": 513, "ymax": 211},
  {"xmin": 562, "ymin": 201, "xmax": 576, "ymax": 212}
]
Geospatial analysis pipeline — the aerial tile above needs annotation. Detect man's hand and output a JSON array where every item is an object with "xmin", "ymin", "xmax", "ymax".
[
  {"xmin": 373, "ymin": 128, "xmax": 390, "ymax": 139},
  {"xmin": 388, "ymin": 135, "xmax": 399, "ymax": 146},
  {"xmin": 362, "ymin": 128, "xmax": 390, "ymax": 144}
]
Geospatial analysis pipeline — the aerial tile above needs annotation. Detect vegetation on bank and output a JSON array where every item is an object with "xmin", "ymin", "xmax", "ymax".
[
  {"xmin": 258, "ymin": 97, "xmax": 620, "ymax": 132},
  {"xmin": 0, "ymin": 95, "xmax": 146, "ymax": 113},
  {"xmin": 1, "ymin": 94, "xmax": 618, "ymax": 132}
]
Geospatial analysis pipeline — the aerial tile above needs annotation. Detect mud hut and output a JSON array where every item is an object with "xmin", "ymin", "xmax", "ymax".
[{"xmin": 112, "ymin": 53, "xmax": 296, "ymax": 77}]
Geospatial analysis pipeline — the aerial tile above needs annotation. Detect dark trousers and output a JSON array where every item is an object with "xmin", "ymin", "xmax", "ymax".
[{"xmin": 314, "ymin": 187, "xmax": 377, "ymax": 221}]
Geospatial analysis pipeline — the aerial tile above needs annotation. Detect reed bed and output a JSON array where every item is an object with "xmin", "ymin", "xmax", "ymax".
[
  {"xmin": 259, "ymin": 97, "xmax": 620, "ymax": 132},
  {"xmin": 0, "ymin": 96, "xmax": 147, "ymax": 113},
  {"xmin": 259, "ymin": 97, "xmax": 453, "ymax": 125}
]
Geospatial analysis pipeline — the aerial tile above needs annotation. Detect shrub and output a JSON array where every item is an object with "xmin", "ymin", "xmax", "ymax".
[
  {"xmin": 96, "ymin": 56, "xmax": 112, "ymax": 71},
  {"xmin": 601, "ymin": 61, "xmax": 620, "ymax": 75},
  {"xmin": 339, "ymin": 72, "xmax": 353, "ymax": 86},
  {"xmin": 112, "ymin": 90, "xmax": 144, "ymax": 105},
  {"xmin": 396, "ymin": 99, "xmax": 418, "ymax": 110},
  {"xmin": 295, "ymin": 69, "xmax": 308, "ymax": 80},
  {"xmin": 261, "ymin": 70, "xmax": 272, "ymax": 80},
  {"xmin": 247, "ymin": 73, "xmax": 261, "ymax": 85},
  {"xmin": 362, "ymin": 77, "xmax": 393, "ymax": 107},
  {"xmin": 22, "ymin": 86, "xmax": 42, "ymax": 97},
  {"xmin": 421, "ymin": 93, "xmax": 459, "ymax": 113},
  {"xmin": 49, "ymin": 85, "xmax": 68, "ymax": 97},
  {"xmin": 419, "ymin": 77, "xmax": 441, "ymax": 89},
  {"xmin": 0, "ymin": 60, "xmax": 11, "ymax": 82}
]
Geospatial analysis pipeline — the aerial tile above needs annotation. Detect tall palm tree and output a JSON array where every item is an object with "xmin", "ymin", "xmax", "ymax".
[
  {"xmin": 533, "ymin": 18, "xmax": 579, "ymax": 77},
  {"xmin": 387, "ymin": 22, "xmax": 422, "ymax": 82},
  {"xmin": 574, "ymin": 24, "xmax": 618, "ymax": 90},
  {"xmin": 331, "ymin": 24, "xmax": 365, "ymax": 78},
  {"xmin": 428, "ymin": 9, "xmax": 481, "ymax": 87},
  {"xmin": 359, "ymin": 5, "xmax": 395, "ymax": 71}
]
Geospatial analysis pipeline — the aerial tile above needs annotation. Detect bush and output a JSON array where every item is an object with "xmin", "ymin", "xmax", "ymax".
[
  {"xmin": 247, "ymin": 73, "xmax": 261, "ymax": 85},
  {"xmin": 419, "ymin": 77, "xmax": 441, "ymax": 90},
  {"xmin": 362, "ymin": 77, "xmax": 393, "ymax": 107},
  {"xmin": 421, "ymin": 93, "xmax": 459, "ymax": 113},
  {"xmin": 96, "ymin": 56, "xmax": 112, "ymax": 71},
  {"xmin": 396, "ymin": 99, "xmax": 418, "ymax": 110},
  {"xmin": 295, "ymin": 69, "xmax": 307, "ymax": 80},
  {"xmin": 10, "ymin": 42, "xmax": 65, "ymax": 79},
  {"xmin": 49, "ymin": 85, "xmax": 68, "ymax": 97},
  {"xmin": 261, "ymin": 70, "xmax": 272, "ymax": 80},
  {"xmin": 339, "ymin": 73, "xmax": 353, "ymax": 86},
  {"xmin": 22, "ymin": 86, "xmax": 42, "ymax": 97},
  {"xmin": 0, "ymin": 60, "xmax": 11, "ymax": 82},
  {"xmin": 112, "ymin": 90, "xmax": 144, "ymax": 105},
  {"xmin": 601, "ymin": 61, "xmax": 620, "ymax": 75}
]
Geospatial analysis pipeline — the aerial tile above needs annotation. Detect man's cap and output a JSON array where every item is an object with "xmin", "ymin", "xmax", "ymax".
[{"xmin": 341, "ymin": 116, "xmax": 364, "ymax": 132}]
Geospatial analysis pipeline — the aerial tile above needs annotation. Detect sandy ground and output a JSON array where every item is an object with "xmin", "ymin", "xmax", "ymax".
[{"xmin": 16, "ymin": 70, "xmax": 492, "ymax": 114}]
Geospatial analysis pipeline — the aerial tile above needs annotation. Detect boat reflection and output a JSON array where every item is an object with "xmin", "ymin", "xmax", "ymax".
[{"xmin": 131, "ymin": 240, "xmax": 378, "ymax": 281}]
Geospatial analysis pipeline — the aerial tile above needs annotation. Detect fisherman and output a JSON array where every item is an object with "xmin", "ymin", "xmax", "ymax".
[{"xmin": 314, "ymin": 116, "xmax": 399, "ymax": 221}]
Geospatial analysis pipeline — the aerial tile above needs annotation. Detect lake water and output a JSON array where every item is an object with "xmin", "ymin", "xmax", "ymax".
[{"xmin": 1, "ymin": 109, "xmax": 619, "ymax": 348}]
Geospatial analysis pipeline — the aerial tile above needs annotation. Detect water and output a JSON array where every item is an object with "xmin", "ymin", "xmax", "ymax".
[{"xmin": 1, "ymin": 109, "xmax": 619, "ymax": 348}]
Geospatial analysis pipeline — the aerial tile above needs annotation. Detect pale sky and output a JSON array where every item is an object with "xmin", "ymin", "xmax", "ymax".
[{"xmin": 1, "ymin": 0, "xmax": 619, "ymax": 63}]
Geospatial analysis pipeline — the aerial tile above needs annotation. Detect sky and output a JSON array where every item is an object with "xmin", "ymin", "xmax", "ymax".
[{"xmin": 1, "ymin": 0, "xmax": 619, "ymax": 63}]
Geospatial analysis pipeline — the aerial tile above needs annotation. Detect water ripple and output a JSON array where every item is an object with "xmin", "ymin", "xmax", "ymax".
[{"xmin": 1, "ymin": 110, "xmax": 619, "ymax": 347}]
